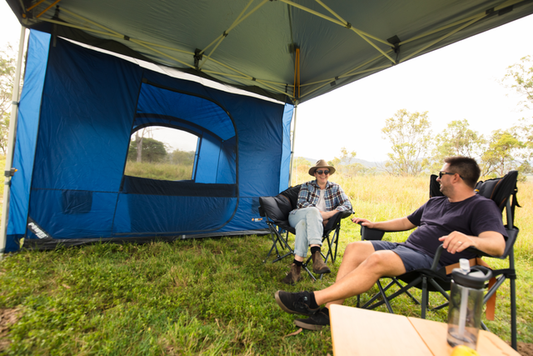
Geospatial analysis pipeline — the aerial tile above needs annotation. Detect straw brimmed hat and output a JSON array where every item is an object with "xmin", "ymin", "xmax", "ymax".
[{"xmin": 308, "ymin": 159, "xmax": 336, "ymax": 176}]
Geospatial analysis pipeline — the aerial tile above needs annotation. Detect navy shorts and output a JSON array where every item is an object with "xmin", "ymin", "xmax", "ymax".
[{"xmin": 370, "ymin": 241, "xmax": 436, "ymax": 272}]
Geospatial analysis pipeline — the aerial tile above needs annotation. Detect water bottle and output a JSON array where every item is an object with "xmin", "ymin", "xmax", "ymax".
[{"xmin": 446, "ymin": 259, "xmax": 492, "ymax": 350}]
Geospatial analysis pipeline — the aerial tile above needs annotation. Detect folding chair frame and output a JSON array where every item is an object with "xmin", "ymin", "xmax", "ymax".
[{"xmin": 262, "ymin": 216, "xmax": 294, "ymax": 264}]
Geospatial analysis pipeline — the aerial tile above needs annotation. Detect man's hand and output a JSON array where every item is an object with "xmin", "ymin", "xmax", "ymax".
[
  {"xmin": 351, "ymin": 217, "xmax": 375, "ymax": 228},
  {"xmin": 438, "ymin": 230, "xmax": 505, "ymax": 257},
  {"xmin": 321, "ymin": 210, "xmax": 338, "ymax": 220},
  {"xmin": 351, "ymin": 217, "xmax": 415, "ymax": 232},
  {"xmin": 438, "ymin": 231, "xmax": 474, "ymax": 254}
]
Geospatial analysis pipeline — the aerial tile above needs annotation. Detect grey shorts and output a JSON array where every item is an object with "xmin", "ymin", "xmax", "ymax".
[{"xmin": 370, "ymin": 241, "xmax": 436, "ymax": 272}]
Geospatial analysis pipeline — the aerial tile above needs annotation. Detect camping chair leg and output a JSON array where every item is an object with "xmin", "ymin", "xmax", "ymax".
[
  {"xmin": 361, "ymin": 278, "xmax": 399, "ymax": 311},
  {"xmin": 301, "ymin": 262, "xmax": 317, "ymax": 282},
  {"xmin": 391, "ymin": 278, "xmax": 420, "ymax": 305},
  {"xmin": 511, "ymin": 272, "xmax": 517, "ymax": 350},
  {"xmin": 509, "ymin": 249, "xmax": 517, "ymax": 350},
  {"xmin": 421, "ymin": 277, "xmax": 428, "ymax": 319},
  {"xmin": 263, "ymin": 227, "xmax": 294, "ymax": 264},
  {"xmin": 262, "ymin": 232, "xmax": 281, "ymax": 263},
  {"xmin": 377, "ymin": 280, "xmax": 394, "ymax": 314}
]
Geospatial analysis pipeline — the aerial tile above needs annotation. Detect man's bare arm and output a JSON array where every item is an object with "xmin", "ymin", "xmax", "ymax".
[
  {"xmin": 438, "ymin": 230, "xmax": 506, "ymax": 257},
  {"xmin": 351, "ymin": 217, "xmax": 416, "ymax": 232}
]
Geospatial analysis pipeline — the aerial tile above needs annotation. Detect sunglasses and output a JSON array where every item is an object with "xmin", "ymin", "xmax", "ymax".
[
  {"xmin": 438, "ymin": 171, "xmax": 463, "ymax": 179},
  {"xmin": 316, "ymin": 170, "xmax": 330, "ymax": 175}
]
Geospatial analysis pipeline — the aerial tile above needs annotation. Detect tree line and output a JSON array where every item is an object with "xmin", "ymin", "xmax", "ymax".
[
  {"xmin": 128, "ymin": 136, "xmax": 195, "ymax": 166},
  {"xmin": 380, "ymin": 55, "xmax": 532, "ymax": 178}
]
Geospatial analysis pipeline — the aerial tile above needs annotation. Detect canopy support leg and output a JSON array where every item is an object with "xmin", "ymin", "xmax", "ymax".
[{"xmin": 1, "ymin": 26, "xmax": 26, "ymax": 258}]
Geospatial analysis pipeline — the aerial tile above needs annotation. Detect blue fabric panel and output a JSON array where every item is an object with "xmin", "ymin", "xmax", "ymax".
[
  {"xmin": 195, "ymin": 134, "xmax": 222, "ymax": 183},
  {"xmin": 113, "ymin": 194, "xmax": 237, "ymax": 234},
  {"xmin": 6, "ymin": 31, "xmax": 51, "ymax": 252},
  {"xmin": 219, "ymin": 197, "xmax": 267, "ymax": 231},
  {"xmin": 231, "ymin": 96, "xmax": 286, "ymax": 197},
  {"xmin": 31, "ymin": 37, "xmax": 142, "ymax": 192},
  {"xmin": 27, "ymin": 189, "xmax": 118, "ymax": 238},
  {"xmin": 280, "ymin": 103, "xmax": 294, "ymax": 192},
  {"xmin": 217, "ymin": 137, "xmax": 237, "ymax": 184},
  {"xmin": 137, "ymin": 83, "xmax": 235, "ymax": 140}
]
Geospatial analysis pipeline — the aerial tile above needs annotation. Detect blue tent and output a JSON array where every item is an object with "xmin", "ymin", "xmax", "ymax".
[{"xmin": 4, "ymin": 30, "xmax": 293, "ymax": 252}]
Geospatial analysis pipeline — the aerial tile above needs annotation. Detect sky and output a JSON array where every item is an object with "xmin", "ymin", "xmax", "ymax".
[{"xmin": 2, "ymin": 3, "xmax": 533, "ymax": 162}]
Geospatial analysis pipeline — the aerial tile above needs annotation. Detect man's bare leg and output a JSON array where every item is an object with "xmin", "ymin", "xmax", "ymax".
[{"xmin": 316, "ymin": 249, "xmax": 406, "ymax": 307}]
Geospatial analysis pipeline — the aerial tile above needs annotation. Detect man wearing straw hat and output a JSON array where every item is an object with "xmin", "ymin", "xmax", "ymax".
[{"xmin": 282, "ymin": 159, "xmax": 352, "ymax": 285}]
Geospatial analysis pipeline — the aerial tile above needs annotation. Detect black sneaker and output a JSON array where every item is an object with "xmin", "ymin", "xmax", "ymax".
[
  {"xmin": 274, "ymin": 290, "xmax": 319, "ymax": 316},
  {"xmin": 294, "ymin": 307, "xmax": 330, "ymax": 331}
]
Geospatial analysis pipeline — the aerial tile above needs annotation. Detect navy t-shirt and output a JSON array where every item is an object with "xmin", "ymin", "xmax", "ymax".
[{"xmin": 405, "ymin": 194, "xmax": 507, "ymax": 266}]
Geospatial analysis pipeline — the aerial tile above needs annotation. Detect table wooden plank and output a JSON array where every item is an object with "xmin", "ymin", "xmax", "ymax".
[
  {"xmin": 408, "ymin": 317, "xmax": 520, "ymax": 356},
  {"xmin": 330, "ymin": 305, "xmax": 432, "ymax": 356}
]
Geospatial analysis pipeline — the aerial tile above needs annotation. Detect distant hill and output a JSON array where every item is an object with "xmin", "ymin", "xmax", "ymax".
[{"xmin": 297, "ymin": 156, "xmax": 385, "ymax": 169}]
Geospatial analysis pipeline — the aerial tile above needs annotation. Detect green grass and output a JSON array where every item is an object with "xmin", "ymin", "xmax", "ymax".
[
  {"xmin": 0, "ymin": 160, "xmax": 531, "ymax": 354},
  {"xmin": 124, "ymin": 161, "xmax": 193, "ymax": 181}
]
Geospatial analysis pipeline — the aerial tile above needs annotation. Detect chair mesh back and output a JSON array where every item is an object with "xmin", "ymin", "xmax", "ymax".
[
  {"xmin": 475, "ymin": 170, "xmax": 519, "ymax": 212},
  {"xmin": 429, "ymin": 174, "xmax": 444, "ymax": 198}
]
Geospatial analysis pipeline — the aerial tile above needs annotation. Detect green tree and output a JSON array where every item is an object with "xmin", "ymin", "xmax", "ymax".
[
  {"xmin": 502, "ymin": 55, "xmax": 533, "ymax": 110},
  {"xmin": 170, "ymin": 149, "xmax": 195, "ymax": 165},
  {"xmin": 382, "ymin": 109, "xmax": 432, "ymax": 176},
  {"xmin": 128, "ymin": 137, "xmax": 167, "ymax": 163},
  {"xmin": 481, "ymin": 130, "xmax": 524, "ymax": 177},
  {"xmin": 0, "ymin": 45, "xmax": 16, "ymax": 154},
  {"xmin": 430, "ymin": 119, "xmax": 485, "ymax": 171},
  {"xmin": 330, "ymin": 147, "xmax": 366, "ymax": 177}
]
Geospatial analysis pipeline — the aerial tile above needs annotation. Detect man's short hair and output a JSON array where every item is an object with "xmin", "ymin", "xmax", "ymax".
[{"xmin": 444, "ymin": 156, "xmax": 480, "ymax": 188}]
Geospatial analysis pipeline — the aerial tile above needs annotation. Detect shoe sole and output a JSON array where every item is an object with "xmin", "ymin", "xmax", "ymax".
[
  {"xmin": 274, "ymin": 291, "xmax": 317, "ymax": 316},
  {"xmin": 313, "ymin": 267, "xmax": 331, "ymax": 274},
  {"xmin": 294, "ymin": 319, "xmax": 327, "ymax": 331},
  {"xmin": 275, "ymin": 291, "xmax": 298, "ymax": 314}
]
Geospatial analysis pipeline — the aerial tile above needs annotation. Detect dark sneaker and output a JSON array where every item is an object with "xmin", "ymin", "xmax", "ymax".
[
  {"xmin": 294, "ymin": 307, "xmax": 330, "ymax": 331},
  {"xmin": 275, "ymin": 290, "xmax": 319, "ymax": 316},
  {"xmin": 282, "ymin": 263, "xmax": 303, "ymax": 285}
]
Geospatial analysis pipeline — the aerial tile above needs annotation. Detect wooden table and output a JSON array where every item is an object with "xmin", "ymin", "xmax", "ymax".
[{"xmin": 329, "ymin": 305, "xmax": 519, "ymax": 356}]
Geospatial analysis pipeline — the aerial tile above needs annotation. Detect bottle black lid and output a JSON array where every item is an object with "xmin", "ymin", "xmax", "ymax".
[{"xmin": 451, "ymin": 266, "xmax": 492, "ymax": 289}]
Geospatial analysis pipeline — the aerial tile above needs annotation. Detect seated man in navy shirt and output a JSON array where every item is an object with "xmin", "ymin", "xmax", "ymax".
[{"xmin": 275, "ymin": 156, "xmax": 507, "ymax": 331}]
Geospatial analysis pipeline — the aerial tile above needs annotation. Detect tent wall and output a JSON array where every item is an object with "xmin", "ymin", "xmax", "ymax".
[{"xmin": 5, "ymin": 30, "xmax": 293, "ymax": 252}]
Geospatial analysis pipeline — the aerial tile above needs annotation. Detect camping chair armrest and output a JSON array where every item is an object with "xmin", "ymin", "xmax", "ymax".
[
  {"xmin": 324, "ymin": 210, "xmax": 353, "ymax": 231},
  {"xmin": 359, "ymin": 225, "xmax": 386, "ymax": 241},
  {"xmin": 430, "ymin": 244, "xmax": 445, "ymax": 271}
]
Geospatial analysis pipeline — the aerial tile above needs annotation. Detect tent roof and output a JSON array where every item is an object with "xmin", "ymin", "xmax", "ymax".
[{"xmin": 6, "ymin": 0, "xmax": 533, "ymax": 104}]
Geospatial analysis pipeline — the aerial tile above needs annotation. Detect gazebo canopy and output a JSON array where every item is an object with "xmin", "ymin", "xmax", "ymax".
[{"xmin": 6, "ymin": 0, "xmax": 533, "ymax": 104}]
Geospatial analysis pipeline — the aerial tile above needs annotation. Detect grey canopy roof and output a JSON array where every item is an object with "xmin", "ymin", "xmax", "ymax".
[{"xmin": 6, "ymin": 0, "xmax": 533, "ymax": 104}]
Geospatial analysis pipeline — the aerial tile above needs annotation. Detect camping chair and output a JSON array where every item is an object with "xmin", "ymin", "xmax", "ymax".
[
  {"xmin": 259, "ymin": 185, "xmax": 301, "ymax": 264},
  {"xmin": 258, "ymin": 186, "xmax": 353, "ymax": 281},
  {"xmin": 356, "ymin": 170, "xmax": 520, "ymax": 350}
]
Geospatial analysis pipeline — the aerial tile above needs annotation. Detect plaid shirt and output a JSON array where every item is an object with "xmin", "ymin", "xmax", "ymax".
[{"xmin": 290, "ymin": 180, "xmax": 352, "ymax": 214}]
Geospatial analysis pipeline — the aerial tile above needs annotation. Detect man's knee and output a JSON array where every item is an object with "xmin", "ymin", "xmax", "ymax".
[
  {"xmin": 363, "ymin": 251, "xmax": 405, "ymax": 276},
  {"xmin": 345, "ymin": 241, "xmax": 373, "ymax": 256}
]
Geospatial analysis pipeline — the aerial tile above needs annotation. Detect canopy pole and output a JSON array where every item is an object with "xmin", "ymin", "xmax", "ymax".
[
  {"xmin": 289, "ymin": 46, "xmax": 301, "ymax": 187},
  {"xmin": 289, "ymin": 104, "xmax": 298, "ymax": 187},
  {"xmin": 1, "ymin": 25, "xmax": 26, "ymax": 258}
]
